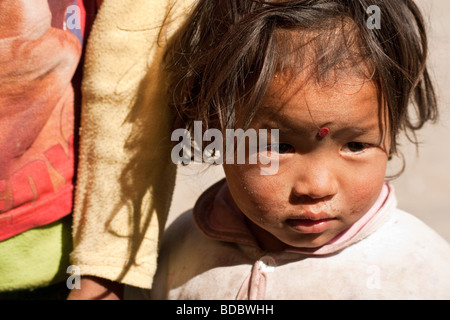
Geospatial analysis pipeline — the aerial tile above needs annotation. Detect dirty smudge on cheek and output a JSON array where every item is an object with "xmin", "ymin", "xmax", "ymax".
[
  {"xmin": 344, "ymin": 181, "xmax": 383, "ymax": 222},
  {"xmin": 228, "ymin": 167, "xmax": 288, "ymax": 224}
]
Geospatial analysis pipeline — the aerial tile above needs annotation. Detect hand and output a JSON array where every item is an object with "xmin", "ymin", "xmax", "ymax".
[{"xmin": 67, "ymin": 276, "xmax": 124, "ymax": 300}]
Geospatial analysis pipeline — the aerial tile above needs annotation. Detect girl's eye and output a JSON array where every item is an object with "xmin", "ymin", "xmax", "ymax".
[
  {"xmin": 343, "ymin": 142, "xmax": 370, "ymax": 153},
  {"xmin": 269, "ymin": 143, "xmax": 295, "ymax": 154}
]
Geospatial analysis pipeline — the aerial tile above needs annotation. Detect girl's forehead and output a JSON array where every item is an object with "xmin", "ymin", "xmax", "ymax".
[
  {"xmin": 257, "ymin": 74, "xmax": 382, "ymax": 127},
  {"xmin": 265, "ymin": 72, "xmax": 376, "ymax": 104},
  {"xmin": 272, "ymin": 18, "xmax": 375, "ymax": 90}
]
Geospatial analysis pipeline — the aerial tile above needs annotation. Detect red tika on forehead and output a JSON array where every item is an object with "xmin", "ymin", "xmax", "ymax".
[{"xmin": 318, "ymin": 127, "xmax": 330, "ymax": 138}]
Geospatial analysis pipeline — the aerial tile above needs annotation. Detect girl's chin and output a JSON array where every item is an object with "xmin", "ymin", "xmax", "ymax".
[
  {"xmin": 259, "ymin": 232, "xmax": 333, "ymax": 252},
  {"xmin": 281, "ymin": 231, "xmax": 341, "ymax": 251}
]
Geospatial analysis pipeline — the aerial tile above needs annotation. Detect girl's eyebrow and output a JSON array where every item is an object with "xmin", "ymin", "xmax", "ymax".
[
  {"xmin": 256, "ymin": 103, "xmax": 382, "ymax": 136},
  {"xmin": 333, "ymin": 126, "xmax": 370, "ymax": 136},
  {"xmin": 255, "ymin": 109, "xmax": 311, "ymax": 133},
  {"xmin": 257, "ymin": 119, "xmax": 308, "ymax": 134},
  {"xmin": 257, "ymin": 116, "xmax": 380, "ymax": 137}
]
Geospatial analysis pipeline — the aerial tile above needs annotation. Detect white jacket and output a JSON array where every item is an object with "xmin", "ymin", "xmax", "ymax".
[{"xmin": 129, "ymin": 179, "xmax": 450, "ymax": 299}]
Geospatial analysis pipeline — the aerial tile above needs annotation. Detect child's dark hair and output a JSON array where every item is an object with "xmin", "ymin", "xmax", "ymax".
[{"xmin": 163, "ymin": 0, "xmax": 437, "ymax": 161}]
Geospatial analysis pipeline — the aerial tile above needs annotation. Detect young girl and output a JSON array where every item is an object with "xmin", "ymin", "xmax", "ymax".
[{"xmin": 129, "ymin": 0, "xmax": 450, "ymax": 299}]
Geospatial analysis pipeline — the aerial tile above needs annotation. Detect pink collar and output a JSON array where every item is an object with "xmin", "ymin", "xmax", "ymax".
[{"xmin": 193, "ymin": 179, "xmax": 397, "ymax": 255}]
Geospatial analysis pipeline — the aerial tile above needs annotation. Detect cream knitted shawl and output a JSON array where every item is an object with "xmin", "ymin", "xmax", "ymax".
[{"xmin": 71, "ymin": 0, "xmax": 194, "ymax": 289}]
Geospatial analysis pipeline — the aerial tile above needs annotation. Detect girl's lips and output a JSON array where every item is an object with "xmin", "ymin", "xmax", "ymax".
[{"xmin": 286, "ymin": 217, "xmax": 336, "ymax": 234}]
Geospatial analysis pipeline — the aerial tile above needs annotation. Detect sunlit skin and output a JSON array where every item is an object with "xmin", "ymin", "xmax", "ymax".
[{"xmin": 223, "ymin": 74, "xmax": 391, "ymax": 252}]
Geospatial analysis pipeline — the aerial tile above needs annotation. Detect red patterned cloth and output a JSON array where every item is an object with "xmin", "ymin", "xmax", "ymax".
[{"xmin": 0, "ymin": 0, "xmax": 96, "ymax": 241}]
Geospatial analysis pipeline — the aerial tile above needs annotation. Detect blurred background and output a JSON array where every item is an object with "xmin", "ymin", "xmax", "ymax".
[{"xmin": 168, "ymin": 0, "xmax": 450, "ymax": 243}]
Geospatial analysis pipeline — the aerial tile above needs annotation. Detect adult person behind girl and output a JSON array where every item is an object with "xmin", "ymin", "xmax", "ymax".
[
  {"xmin": 68, "ymin": 0, "xmax": 195, "ymax": 299},
  {"xmin": 0, "ymin": 0, "xmax": 97, "ymax": 299}
]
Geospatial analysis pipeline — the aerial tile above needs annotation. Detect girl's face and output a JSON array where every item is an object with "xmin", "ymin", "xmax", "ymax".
[{"xmin": 223, "ymin": 75, "xmax": 390, "ymax": 251}]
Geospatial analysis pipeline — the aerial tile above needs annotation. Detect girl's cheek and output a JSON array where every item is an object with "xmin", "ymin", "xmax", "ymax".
[
  {"xmin": 346, "ymin": 173, "xmax": 385, "ymax": 218},
  {"xmin": 226, "ymin": 165, "xmax": 285, "ymax": 210},
  {"xmin": 245, "ymin": 170, "xmax": 287, "ymax": 200}
]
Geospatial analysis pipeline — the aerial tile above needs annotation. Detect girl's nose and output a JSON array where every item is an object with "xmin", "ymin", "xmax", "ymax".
[{"xmin": 291, "ymin": 158, "xmax": 338, "ymax": 201}]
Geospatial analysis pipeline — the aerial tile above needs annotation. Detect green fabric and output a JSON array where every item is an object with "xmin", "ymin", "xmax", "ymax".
[{"xmin": 0, "ymin": 215, "xmax": 72, "ymax": 292}]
